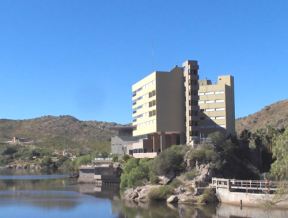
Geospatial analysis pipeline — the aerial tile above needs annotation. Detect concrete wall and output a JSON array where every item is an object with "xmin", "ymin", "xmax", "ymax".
[
  {"xmin": 217, "ymin": 188, "xmax": 288, "ymax": 208},
  {"xmin": 78, "ymin": 166, "xmax": 121, "ymax": 184},
  {"xmin": 183, "ymin": 60, "xmax": 200, "ymax": 144},
  {"xmin": 156, "ymin": 67, "xmax": 185, "ymax": 134},
  {"xmin": 111, "ymin": 135, "xmax": 138, "ymax": 156},
  {"xmin": 132, "ymin": 72, "xmax": 157, "ymax": 136},
  {"xmin": 78, "ymin": 168, "xmax": 95, "ymax": 183}
]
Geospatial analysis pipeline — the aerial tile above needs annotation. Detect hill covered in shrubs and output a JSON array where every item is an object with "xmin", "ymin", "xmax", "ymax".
[{"xmin": 236, "ymin": 99, "xmax": 288, "ymax": 134}]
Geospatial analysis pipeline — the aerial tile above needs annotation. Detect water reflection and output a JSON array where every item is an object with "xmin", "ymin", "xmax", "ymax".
[
  {"xmin": 216, "ymin": 203, "xmax": 288, "ymax": 218},
  {"xmin": 0, "ymin": 176, "xmax": 287, "ymax": 218}
]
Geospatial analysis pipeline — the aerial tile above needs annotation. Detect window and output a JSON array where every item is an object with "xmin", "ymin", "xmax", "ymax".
[
  {"xmin": 205, "ymin": 108, "xmax": 215, "ymax": 112},
  {"xmin": 149, "ymin": 100, "xmax": 156, "ymax": 107},
  {"xmin": 149, "ymin": 90, "xmax": 156, "ymax": 98},
  {"xmin": 133, "ymin": 88, "xmax": 142, "ymax": 96},
  {"xmin": 191, "ymin": 110, "xmax": 198, "ymax": 116},
  {"xmin": 198, "ymin": 92, "xmax": 205, "ymax": 96},
  {"xmin": 191, "ymin": 100, "xmax": 198, "ymax": 106},
  {"xmin": 215, "ymin": 91, "xmax": 224, "ymax": 94},
  {"xmin": 215, "ymin": 99, "xmax": 224, "ymax": 103},
  {"xmin": 199, "ymin": 100, "xmax": 204, "ymax": 104},
  {"xmin": 216, "ymin": 116, "xmax": 225, "ymax": 120},
  {"xmin": 191, "ymin": 91, "xmax": 198, "ymax": 96},
  {"xmin": 206, "ymin": 100, "xmax": 215, "ymax": 104},
  {"xmin": 205, "ymin": 91, "xmax": 214, "ymax": 95},
  {"xmin": 149, "ymin": 110, "xmax": 156, "ymax": 117},
  {"xmin": 216, "ymin": 108, "xmax": 225, "ymax": 111},
  {"xmin": 190, "ymin": 121, "xmax": 198, "ymax": 126},
  {"xmin": 189, "ymin": 80, "xmax": 198, "ymax": 85},
  {"xmin": 190, "ymin": 131, "xmax": 199, "ymax": 136}
]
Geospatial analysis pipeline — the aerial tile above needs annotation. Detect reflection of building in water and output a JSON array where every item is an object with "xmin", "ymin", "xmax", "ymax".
[
  {"xmin": 78, "ymin": 159, "xmax": 121, "ymax": 185},
  {"xmin": 78, "ymin": 183, "xmax": 120, "ymax": 199},
  {"xmin": 0, "ymin": 190, "xmax": 79, "ymax": 209},
  {"xmin": 217, "ymin": 203, "xmax": 288, "ymax": 218}
]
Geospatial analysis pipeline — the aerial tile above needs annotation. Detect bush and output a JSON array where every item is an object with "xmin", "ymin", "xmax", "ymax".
[
  {"xmin": 148, "ymin": 185, "xmax": 174, "ymax": 201},
  {"xmin": 208, "ymin": 131, "xmax": 226, "ymax": 146},
  {"xmin": 185, "ymin": 169, "xmax": 198, "ymax": 180},
  {"xmin": 122, "ymin": 154, "xmax": 131, "ymax": 162},
  {"xmin": 40, "ymin": 157, "xmax": 56, "ymax": 169},
  {"xmin": 197, "ymin": 188, "xmax": 218, "ymax": 204},
  {"xmin": 188, "ymin": 144, "xmax": 219, "ymax": 167},
  {"xmin": 2, "ymin": 146, "xmax": 18, "ymax": 156},
  {"xmin": 169, "ymin": 178, "xmax": 183, "ymax": 188},
  {"xmin": 61, "ymin": 159, "xmax": 77, "ymax": 172},
  {"xmin": 74, "ymin": 154, "xmax": 93, "ymax": 166},
  {"xmin": 153, "ymin": 145, "xmax": 187, "ymax": 175},
  {"xmin": 120, "ymin": 158, "xmax": 152, "ymax": 189}
]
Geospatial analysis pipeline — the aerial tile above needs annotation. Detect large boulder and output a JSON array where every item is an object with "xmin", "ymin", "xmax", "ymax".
[
  {"xmin": 194, "ymin": 164, "xmax": 212, "ymax": 186},
  {"xmin": 158, "ymin": 171, "xmax": 175, "ymax": 185},
  {"xmin": 167, "ymin": 195, "xmax": 178, "ymax": 203},
  {"xmin": 122, "ymin": 185, "xmax": 160, "ymax": 203},
  {"xmin": 137, "ymin": 186, "xmax": 151, "ymax": 202},
  {"xmin": 178, "ymin": 192, "xmax": 197, "ymax": 204}
]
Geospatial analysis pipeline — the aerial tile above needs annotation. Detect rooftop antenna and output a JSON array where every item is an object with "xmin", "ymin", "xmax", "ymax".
[{"xmin": 151, "ymin": 39, "xmax": 156, "ymax": 72}]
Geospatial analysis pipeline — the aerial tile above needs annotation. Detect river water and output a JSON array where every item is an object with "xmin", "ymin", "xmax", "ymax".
[{"xmin": 0, "ymin": 174, "xmax": 287, "ymax": 218}]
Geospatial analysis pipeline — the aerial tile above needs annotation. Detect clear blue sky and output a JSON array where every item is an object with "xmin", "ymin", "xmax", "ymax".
[{"xmin": 0, "ymin": 0, "xmax": 287, "ymax": 124}]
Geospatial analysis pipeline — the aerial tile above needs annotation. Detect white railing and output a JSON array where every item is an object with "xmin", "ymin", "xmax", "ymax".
[{"xmin": 211, "ymin": 177, "xmax": 286, "ymax": 193}]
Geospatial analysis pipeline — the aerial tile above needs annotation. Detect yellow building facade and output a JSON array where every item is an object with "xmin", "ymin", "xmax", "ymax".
[
  {"xmin": 198, "ymin": 75, "xmax": 235, "ymax": 136},
  {"xmin": 130, "ymin": 60, "xmax": 235, "ymax": 158}
]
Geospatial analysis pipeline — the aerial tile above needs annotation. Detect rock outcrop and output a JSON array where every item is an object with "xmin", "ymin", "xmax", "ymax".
[
  {"xmin": 122, "ymin": 185, "xmax": 160, "ymax": 203},
  {"xmin": 158, "ymin": 171, "xmax": 175, "ymax": 185},
  {"xmin": 167, "ymin": 195, "xmax": 178, "ymax": 203}
]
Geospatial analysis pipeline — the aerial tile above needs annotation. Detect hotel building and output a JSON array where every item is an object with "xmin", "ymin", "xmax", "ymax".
[
  {"xmin": 111, "ymin": 60, "xmax": 235, "ymax": 158},
  {"xmin": 198, "ymin": 76, "xmax": 235, "ymax": 136}
]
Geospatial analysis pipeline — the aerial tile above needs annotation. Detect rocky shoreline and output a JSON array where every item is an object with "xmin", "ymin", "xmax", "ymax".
[
  {"xmin": 121, "ymin": 183, "xmax": 216, "ymax": 205},
  {"xmin": 2, "ymin": 163, "xmax": 42, "ymax": 171}
]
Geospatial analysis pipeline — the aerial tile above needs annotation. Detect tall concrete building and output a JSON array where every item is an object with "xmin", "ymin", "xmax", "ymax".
[
  {"xmin": 198, "ymin": 76, "xmax": 235, "ymax": 136},
  {"xmin": 131, "ymin": 60, "xmax": 199, "ymax": 157},
  {"xmin": 126, "ymin": 60, "xmax": 235, "ymax": 158}
]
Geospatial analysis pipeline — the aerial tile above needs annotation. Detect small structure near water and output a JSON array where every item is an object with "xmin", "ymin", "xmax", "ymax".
[
  {"xmin": 211, "ymin": 178, "xmax": 288, "ymax": 208},
  {"xmin": 78, "ymin": 158, "xmax": 121, "ymax": 186}
]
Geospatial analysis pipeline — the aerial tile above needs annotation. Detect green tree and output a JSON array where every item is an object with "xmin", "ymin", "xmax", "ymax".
[
  {"xmin": 120, "ymin": 158, "xmax": 152, "ymax": 189},
  {"xmin": 271, "ymin": 128, "xmax": 288, "ymax": 180},
  {"xmin": 153, "ymin": 145, "xmax": 187, "ymax": 175},
  {"xmin": 2, "ymin": 146, "xmax": 18, "ymax": 156}
]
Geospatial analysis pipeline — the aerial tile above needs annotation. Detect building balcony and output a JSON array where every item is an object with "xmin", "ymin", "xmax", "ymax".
[{"xmin": 133, "ymin": 152, "xmax": 158, "ymax": 159}]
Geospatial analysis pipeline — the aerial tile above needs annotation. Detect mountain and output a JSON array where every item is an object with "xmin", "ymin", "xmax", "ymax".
[
  {"xmin": 236, "ymin": 99, "xmax": 288, "ymax": 134},
  {"xmin": 0, "ymin": 115, "xmax": 121, "ymax": 153}
]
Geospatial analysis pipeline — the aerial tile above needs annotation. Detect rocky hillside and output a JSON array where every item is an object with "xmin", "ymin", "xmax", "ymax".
[
  {"xmin": 236, "ymin": 99, "xmax": 288, "ymax": 134},
  {"xmin": 0, "ymin": 115, "xmax": 121, "ymax": 153}
]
